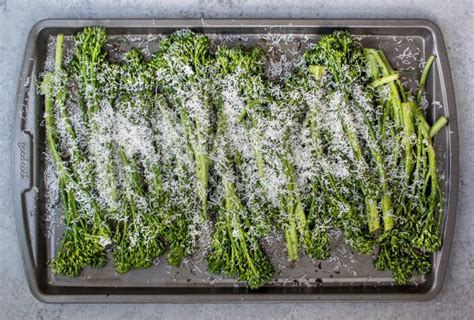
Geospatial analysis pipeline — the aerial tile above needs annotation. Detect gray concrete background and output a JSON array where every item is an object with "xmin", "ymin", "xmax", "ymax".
[{"xmin": 1, "ymin": 0, "xmax": 473, "ymax": 319}]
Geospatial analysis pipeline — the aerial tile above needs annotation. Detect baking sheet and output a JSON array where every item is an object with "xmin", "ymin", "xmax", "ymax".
[{"xmin": 12, "ymin": 19, "xmax": 458, "ymax": 302}]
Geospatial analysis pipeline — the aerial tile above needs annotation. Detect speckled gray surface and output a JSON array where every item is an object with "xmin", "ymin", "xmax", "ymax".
[{"xmin": 1, "ymin": 0, "xmax": 473, "ymax": 319}]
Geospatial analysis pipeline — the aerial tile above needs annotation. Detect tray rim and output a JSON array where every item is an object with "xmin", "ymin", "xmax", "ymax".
[{"xmin": 12, "ymin": 18, "xmax": 459, "ymax": 303}]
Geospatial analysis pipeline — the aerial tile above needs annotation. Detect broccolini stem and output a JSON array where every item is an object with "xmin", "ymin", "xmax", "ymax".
[
  {"xmin": 417, "ymin": 55, "xmax": 436, "ymax": 104},
  {"xmin": 429, "ymin": 116, "xmax": 448, "ymax": 138},
  {"xmin": 44, "ymin": 34, "xmax": 110, "ymax": 276},
  {"xmin": 401, "ymin": 102, "xmax": 416, "ymax": 184},
  {"xmin": 54, "ymin": 34, "xmax": 64, "ymax": 70},
  {"xmin": 365, "ymin": 49, "xmax": 404, "ymax": 125},
  {"xmin": 370, "ymin": 73, "xmax": 399, "ymax": 88},
  {"xmin": 337, "ymin": 101, "xmax": 380, "ymax": 233},
  {"xmin": 353, "ymin": 99, "xmax": 394, "ymax": 232}
]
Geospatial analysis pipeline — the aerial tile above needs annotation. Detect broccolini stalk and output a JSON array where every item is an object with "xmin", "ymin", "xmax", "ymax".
[
  {"xmin": 305, "ymin": 32, "xmax": 387, "ymax": 234},
  {"xmin": 277, "ymin": 78, "xmax": 315, "ymax": 260},
  {"xmin": 56, "ymin": 36, "xmax": 114, "ymax": 254},
  {"xmin": 300, "ymin": 65, "xmax": 375, "ymax": 256},
  {"xmin": 72, "ymin": 27, "xmax": 120, "ymax": 213},
  {"xmin": 280, "ymin": 145, "xmax": 307, "ymax": 261},
  {"xmin": 291, "ymin": 69, "xmax": 375, "ymax": 258},
  {"xmin": 207, "ymin": 180, "xmax": 274, "ymax": 289},
  {"xmin": 408, "ymin": 102, "xmax": 443, "ymax": 252},
  {"xmin": 353, "ymin": 86, "xmax": 395, "ymax": 232},
  {"xmin": 72, "ymin": 28, "xmax": 165, "ymax": 272},
  {"xmin": 417, "ymin": 55, "xmax": 436, "ymax": 104},
  {"xmin": 252, "ymin": 83, "xmax": 308, "ymax": 262},
  {"xmin": 42, "ymin": 34, "xmax": 110, "ymax": 276},
  {"xmin": 207, "ymin": 109, "xmax": 273, "ymax": 289},
  {"xmin": 338, "ymin": 101, "xmax": 381, "ymax": 234},
  {"xmin": 429, "ymin": 116, "xmax": 448, "ymax": 138},
  {"xmin": 295, "ymin": 68, "xmax": 333, "ymax": 257},
  {"xmin": 154, "ymin": 96, "xmax": 199, "ymax": 266},
  {"xmin": 303, "ymin": 84, "xmax": 375, "ymax": 254},
  {"xmin": 298, "ymin": 110, "xmax": 332, "ymax": 259},
  {"xmin": 108, "ymin": 49, "xmax": 165, "ymax": 272},
  {"xmin": 150, "ymin": 31, "xmax": 216, "ymax": 264},
  {"xmin": 112, "ymin": 147, "xmax": 164, "ymax": 273},
  {"xmin": 118, "ymin": 52, "xmax": 174, "ymax": 265},
  {"xmin": 72, "ymin": 27, "xmax": 108, "ymax": 123},
  {"xmin": 365, "ymin": 49, "xmax": 413, "ymax": 188},
  {"xmin": 214, "ymin": 46, "xmax": 275, "ymax": 237},
  {"xmin": 152, "ymin": 31, "xmax": 213, "ymax": 220},
  {"xmin": 214, "ymin": 46, "xmax": 307, "ymax": 261},
  {"xmin": 375, "ymin": 229, "xmax": 431, "ymax": 284}
]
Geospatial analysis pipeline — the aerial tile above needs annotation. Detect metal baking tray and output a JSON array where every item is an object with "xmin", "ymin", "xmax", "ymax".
[{"xmin": 12, "ymin": 19, "xmax": 458, "ymax": 303}]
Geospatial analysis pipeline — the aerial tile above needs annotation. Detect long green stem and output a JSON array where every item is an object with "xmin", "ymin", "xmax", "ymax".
[
  {"xmin": 371, "ymin": 73, "xmax": 399, "ymax": 88},
  {"xmin": 417, "ymin": 55, "xmax": 436, "ymax": 104},
  {"xmin": 430, "ymin": 116, "xmax": 448, "ymax": 137}
]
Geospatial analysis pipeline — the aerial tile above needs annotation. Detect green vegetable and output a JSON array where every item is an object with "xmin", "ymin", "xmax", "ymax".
[
  {"xmin": 109, "ymin": 49, "xmax": 165, "ymax": 273},
  {"xmin": 152, "ymin": 31, "xmax": 213, "ymax": 221},
  {"xmin": 150, "ymin": 31, "xmax": 215, "ymax": 266},
  {"xmin": 72, "ymin": 28, "xmax": 165, "ymax": 273},
  {"xmin": 417, "ymin": 55, "xmax": 436, "ymax": 104},
  {"xmin": 305, "ymin": 31, "xmax": 389, "ymax": 236},
  {"xmin": 154, "ymin": 95, "xmax": 199, "ymax": 267},
  {"xmin": 41, "ymin": 34, "xmax": 110, "ymax": 276},
  {"xmin": 207, "ymin": 107, "xmax": 273, "ymax": 289},
  {"xmin": 430, "ymin": 116, "xmax": 448, "ymax": 138}
]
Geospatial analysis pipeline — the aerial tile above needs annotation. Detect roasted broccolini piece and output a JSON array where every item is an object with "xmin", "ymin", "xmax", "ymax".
[
  {"xmin": 41, "ymin": 34, "xmax": 110, "ymax": 276},
  {"xmin": 207, "ymin": 104, "xmax": 273, "ymax": 289}
]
